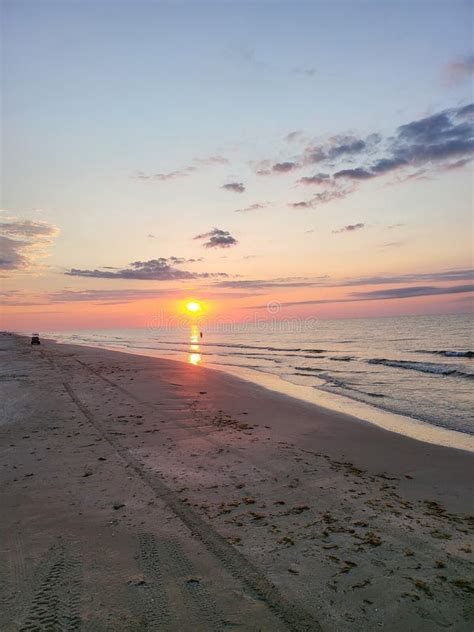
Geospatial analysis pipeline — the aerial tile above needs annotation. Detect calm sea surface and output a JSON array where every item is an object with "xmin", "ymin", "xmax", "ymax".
[{"xmin": 45, "ymin": 313, "xmax": 473, "ymax": 437}]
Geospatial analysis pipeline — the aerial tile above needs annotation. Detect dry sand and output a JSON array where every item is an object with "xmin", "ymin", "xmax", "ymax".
[{"xmin": 0, "ymin": 333, "xmax": 473, "ymax": 631}]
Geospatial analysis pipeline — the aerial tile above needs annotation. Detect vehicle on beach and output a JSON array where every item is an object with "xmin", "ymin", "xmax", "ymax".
[{"xmin": 31, "ymin": 333, "xmax": 40, "ymax": 345}]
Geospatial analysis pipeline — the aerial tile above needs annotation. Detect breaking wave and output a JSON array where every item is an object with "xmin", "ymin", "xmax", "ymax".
[
  {"xmin": 415, "ymin": 350, "xmax": 474, "ymax": 358},
  {"xmin": 367, "ymin": 358, "xmax": 474, "ymax": 379}
]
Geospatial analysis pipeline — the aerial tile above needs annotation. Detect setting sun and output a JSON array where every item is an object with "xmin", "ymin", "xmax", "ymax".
[{"xmin": 186, "ymin": 301, "xmax": 202, "ymax": 313}]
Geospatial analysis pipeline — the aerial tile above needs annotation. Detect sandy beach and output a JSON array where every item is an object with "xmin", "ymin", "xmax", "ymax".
[{"xmin": 1, "ymin": 333, "xmax": 473, "ymax": 631}]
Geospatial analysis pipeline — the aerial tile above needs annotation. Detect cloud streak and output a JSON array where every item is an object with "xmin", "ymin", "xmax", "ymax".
[
  {"xmin": 340, "ymin": 268, "xmax": 474, "ymax": 287},
  {"xmin": 65, "ymin": 257, "xmax": 228, "ymax": 280},
  {"xmin": 290, "ymin": 185, "xmax": 350, "ymax": 209},
  {"xmin": 214, "ymin": 268, "xmax": 473, "ymax": 291},
  {"xmin": 1, "ymin": 287, "xmax": 262, "ymax": 307},
  {"xmin": 50, "ymin": 288, "xmax": 173, "ymax": 305},
  {"xmin": 213, "ymin": 276, "xmax": 330, "ymax": 289},
  {"xmin": 248, "ymin": 284, "xmax": 474, "ymax": 309},
  {"xmin": 352, "ymin": 284, "xmax": 474, "ymax": 300},
  {"xmin": 234, "ymin": 202, "xmax": 268, "ymax": 213},
  {"xmin": 297, "ymin": 173, "xmax": 330, "ymax": 185},
  {"xmin": 133, "ymin": 167, "xmax": 197, "ymax": 181},
  {"xmin": 193, "ymin": 155, "xmax": 229, "ymax": 166},
  {"xmin": 132, "ymin": 155, "xmax": 228, "ymax": 182},
  {"xmin": 332, "ymin": 223, "xmax": 365, "ymax": 234}
]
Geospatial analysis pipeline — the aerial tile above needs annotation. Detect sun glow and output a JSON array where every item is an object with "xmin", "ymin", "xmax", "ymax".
[{"xmin": 186, "ymin": 301, "xmax": 202, "ymax": 313}]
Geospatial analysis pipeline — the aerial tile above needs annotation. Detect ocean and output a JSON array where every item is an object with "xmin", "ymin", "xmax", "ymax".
[{"xmin": 45, "ymin": 313, "xmax": 473, "ymax": 440}]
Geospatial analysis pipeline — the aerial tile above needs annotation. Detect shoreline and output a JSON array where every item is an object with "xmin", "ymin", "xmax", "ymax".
[
  {"xmin": 45, "ymin": 334, "xmax": 474, "ymax": 453},
  {"xmin": 1, "ymin": 333, "xmax": 473, "ymax": 630},
  {"xmin": 30, "ymin": 335, "xmax": 474, "ymax": 497}
]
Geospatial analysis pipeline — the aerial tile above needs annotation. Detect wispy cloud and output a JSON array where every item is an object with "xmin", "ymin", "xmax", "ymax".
[
  {"xmin": 332, "ymin": 223, "xmax": 365, "ymax": 234},
  {"xmin": 379, "ymin": 241, "xmax": 404, "ymax": 248},
  {"xmin": 248, "ymin": 284, "xmax": 474, "ymax": 309},
  {"xmin": 132, "ymin": 167, "xmax": 197, "ymax": 181},
  {"xmin": 303, "ymin": 133, "xmax": 380, "ymax": 166},
  {"xmin": 332, "ymin": 106, "xmax": 473, "ymax": 179},
  {"xmin": 333, "ymin": 168, "xmax": 373, "ymax": 180},
  {"xmin": 291, "ymin": 66, "xmax": 317, "ymax": 77},
  {"xmin": 213, "ymin": 276, "xmax": 329, "ymax": 289},
  {"xmin": 132, "ymin": 154, "xmax": 228, "ymax": 182},
  {"xmin": 234, "ymin": 202, "xmax": 268, "ymax": 213},
  {"xmin": 193, "ymin": 155, "xmax": 229, "ymax": 166},
  {"xmin": 325, "ymin": 135, "xmax": 372, "ymax": 160},
  {"xmin": 233, "ymin": 44, "xmax": 258, "ymax": 65},
  {"xmin": 214, "ymin": 268, "xmax": 473, "ymax": 291},
  {"xmin": 1, "ymin": 287, "xmax": 261, "ymax": 307},
  {"xmin": 48, "ymin": 287, "xmax": 253, "ymax": 304},
  {"xmin": 442, "ymin": 54, "xmax": 474, "ymax": 87},
  {"xmin": 0, "ymin": 290, "xmax": 40, "ymax": 306},
  {"xmin": 65, "ymin": 257, "xmax": 227, "ymax": 280},
  {"xmin": 194, "ymin": 227, "xmax": 238, "ymax": 249},
  {"xmin": 297, "ymin": 173, "xmax": 330, "ymax": 185},
  {"xmin": 340, "ymin": 268, "xmax": 474, "ymax": 287},
  {"xmin": 352, "ymin": 284, "xmax": 474, "ymax": 300},
  {"xmin": 168, "ymin": 256, "xmax": 204, "ymax": 264},
  {"xmin": 285, "ymin": 130, "xmax": 306, "ymax": 143},
  {"xmin": 290, "ymin": 186, "xmax": 350, "ymax": 209},
  {"xmin": 256, "ymin": 161, "xmax": 299, "ymax": 176},
  {"xmin": 257, "ymin": 134, "xmax": 377, "ymax": 178},
  {"xmin": 441, "ymin": 157, "xmax": 473, "ymax": 171},
  {"xmin": 272, "ymin": 162, "xmax": 299, "ymax": 174},
  {"xmin": 258, "ymin": 103, "xmax": 473, "ymax": 208},
  {"xmin": 49, "ymin": 288, "xmax": 173, "ymax": 305},
  {"xmin": 388, "ymin": 223, "xmax": 405, "ymax": 230},
  {"xmin": 222, "ymin": 182, "xmax": 245, "ymax": 193},
  {"xmin": 0, "ymin": 216, "xmax": 59, "ymax": 273}
]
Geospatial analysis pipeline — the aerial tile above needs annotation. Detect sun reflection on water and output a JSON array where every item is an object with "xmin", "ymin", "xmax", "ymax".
[
  {"xmin": 189, "ymin": 352, "xmax": 202, "ymax": 365},
  {"xmin": 189, "ymin": 325, "xmax": 202, "ymax": 365}
]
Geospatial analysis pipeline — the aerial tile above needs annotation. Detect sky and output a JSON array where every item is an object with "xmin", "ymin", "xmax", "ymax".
[{"xmin": 1, "ymin": 0, "xmax": 473, "ymax": 331}]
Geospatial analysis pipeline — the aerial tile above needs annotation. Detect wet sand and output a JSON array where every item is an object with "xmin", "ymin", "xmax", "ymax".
[{"xmin": 1, "ymin": 333, "xmax": 473, "ymax": 631}]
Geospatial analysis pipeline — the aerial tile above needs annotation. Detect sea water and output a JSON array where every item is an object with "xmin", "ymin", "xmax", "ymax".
[{"xmin": 45, "ymin": 313, "xmax": 473, "ymax": 438}]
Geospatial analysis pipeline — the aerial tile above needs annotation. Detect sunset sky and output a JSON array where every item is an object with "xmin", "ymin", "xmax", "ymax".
[{"xmin": 1, "ymin": 0, "xmax": 473, "ymax": 331}]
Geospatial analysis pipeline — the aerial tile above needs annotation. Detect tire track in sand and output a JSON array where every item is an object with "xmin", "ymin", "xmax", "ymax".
[
  {"xmin": 59, "ymin": 369, "xmax": 321, "ymax": 632},
  {"xmin": 19, "ymin": 542, "xmax": 81, "ymax": 631},
  {"xmin": 127, "ymin": 533, "xmax": 172, "ymax": 629},
  {"xmin": 138, "ymin": 534, "xmax": 222, "ymax": 631},
  {"xmin": 0, "ymin": 531, "xmax": 33, "ymax": 627}
]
